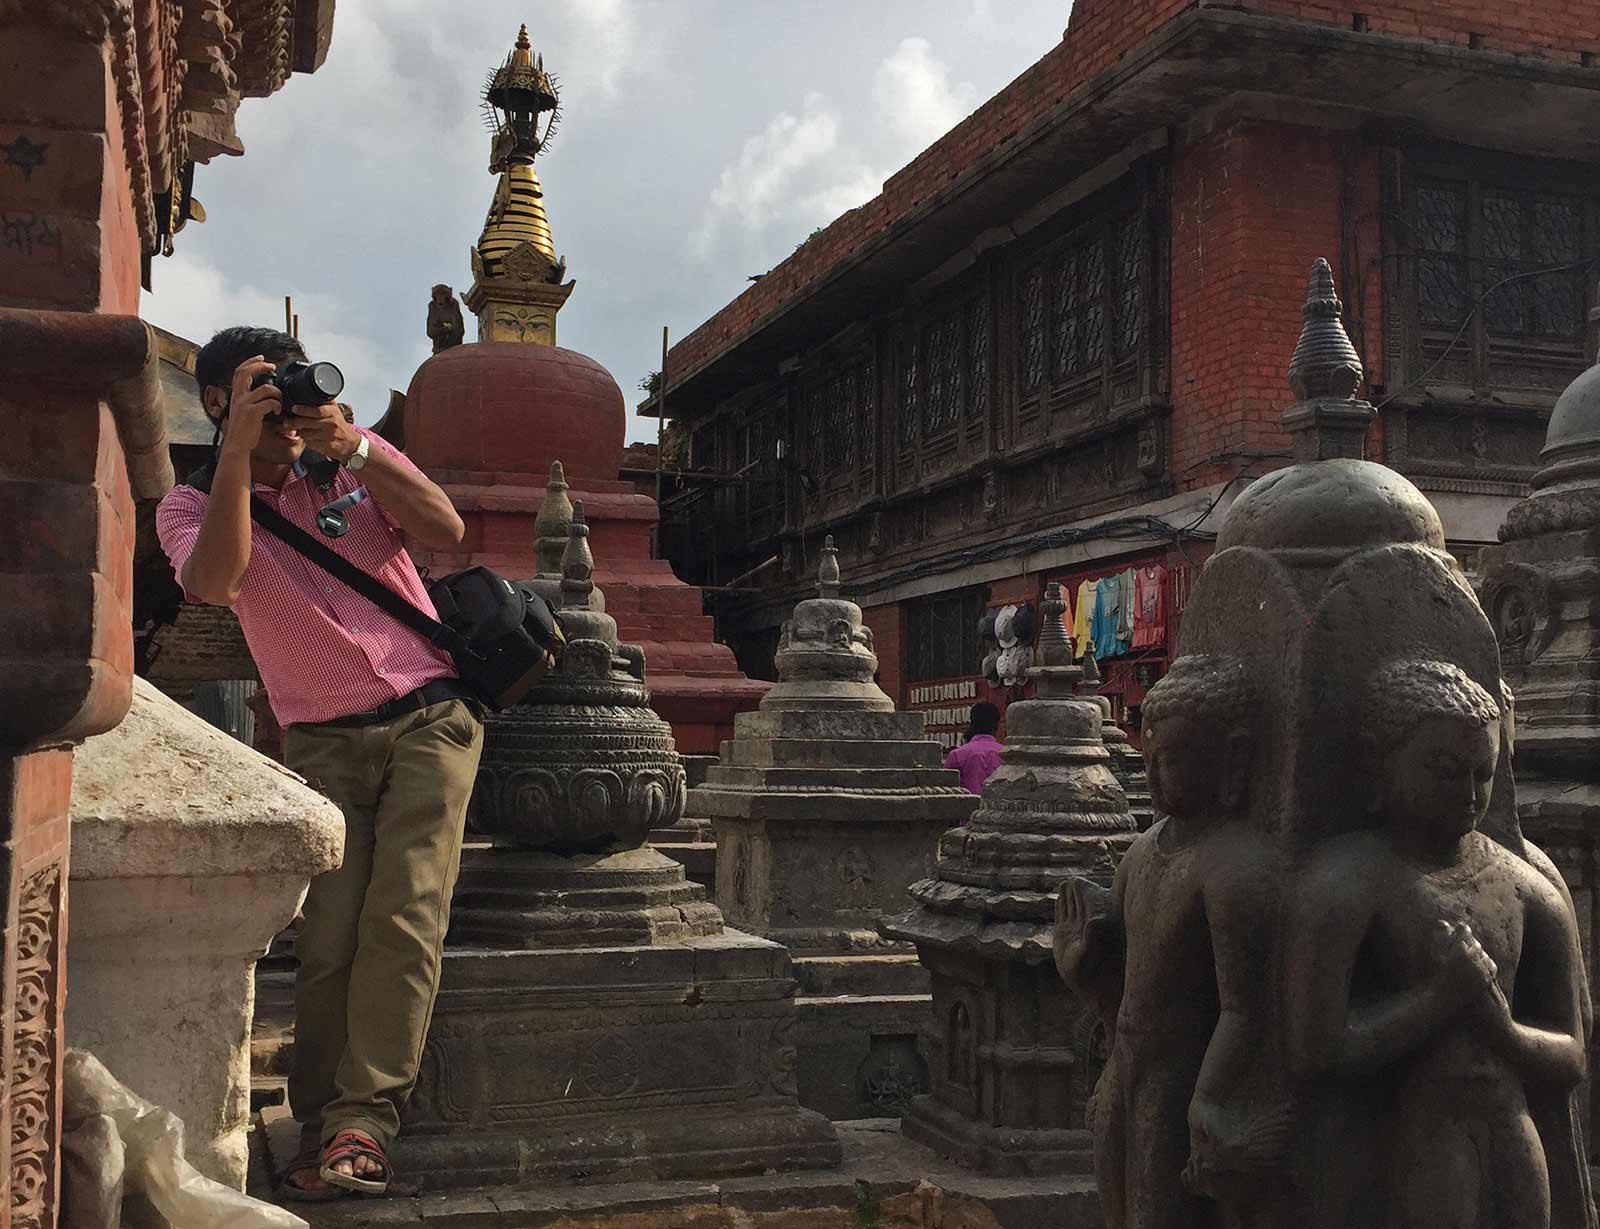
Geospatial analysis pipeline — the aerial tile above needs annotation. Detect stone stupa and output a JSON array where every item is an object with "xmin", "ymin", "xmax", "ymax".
[
  {"xmin": 690, "ymin": 538, "xmax": 978, "ymax": 1119},
  {"xmin": 393, "ymin": 506, "xmax": 838, "ymax": 1188},
  {"xmin": 882, "ymin": 584, "xmax": 1138, "ymax": 1174}
]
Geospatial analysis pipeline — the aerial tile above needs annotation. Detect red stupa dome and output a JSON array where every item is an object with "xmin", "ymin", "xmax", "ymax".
[{"xmin": 404, "ymin": 342, "xmax": 625, "ymax": 485}]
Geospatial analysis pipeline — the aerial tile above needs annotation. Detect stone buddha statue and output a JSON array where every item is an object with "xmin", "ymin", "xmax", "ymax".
[{"xmin": 1054, "ymin": 262, "xmax": 1596, "ymax": 1229}]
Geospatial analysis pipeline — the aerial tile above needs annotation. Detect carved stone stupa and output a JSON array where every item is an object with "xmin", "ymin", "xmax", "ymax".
[
  {"xmin": 1479, "ymin": 293, "xmax": 1600, "ymax": 1136},
  {"xmin": 690, "ymin": 539, "xmax": 979, "ymax": 1119},
  {"xmin": 882, "ymin": 585, "xmax": 1138, "ymax": 1175},
  {"xmin": 393, "ymin": 508, "xmax": 838, "ymax": 1188},
  {"xmin": 1054, "ymin": 261, "xmax": 1595, "ymax": 1229}
]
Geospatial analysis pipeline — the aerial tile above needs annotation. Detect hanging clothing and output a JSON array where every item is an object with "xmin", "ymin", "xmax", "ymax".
[
  {"xmin": 1132, "ymin": 564, "xmax": 1167, "ymax": 649},
  {"xmin": 1073, "ymin": 579, "xmax": 1096, "ymax": 659},
  {"xmin": 1116, "ymin": 569, "xmax": 1137, "ymax": 653},
  {"xmin": 1092, "ymin": 577, "xmax": 1124, "ymax": 661}
]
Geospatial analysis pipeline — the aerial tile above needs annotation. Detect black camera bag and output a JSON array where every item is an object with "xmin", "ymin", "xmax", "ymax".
[{"xmin": 243, "ymin": 496, "xmax": 564, "ymax": 711}]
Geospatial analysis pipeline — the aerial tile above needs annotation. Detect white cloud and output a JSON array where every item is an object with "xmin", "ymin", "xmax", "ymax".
[
  {"xmin": 142, "ymin": 253, "xmax": 410, "ymax": 427},
  {"xmin": 703, "ymin": 94, "xmax": 841, "ymax": 233},
  {"xmin": 871, "ymin": 37, "xmax": 980, "ymax": 155},
  {"xmin": 692, "ymin": 36, "xmax": 981, "ymax": 266}
]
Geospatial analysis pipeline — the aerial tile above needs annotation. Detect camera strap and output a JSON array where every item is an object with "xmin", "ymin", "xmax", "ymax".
[{"xmin": 245, "ymin": 495, "xmax": 475, "ymax": 660}]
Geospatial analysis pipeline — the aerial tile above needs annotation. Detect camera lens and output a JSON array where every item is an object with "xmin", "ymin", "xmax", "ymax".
[{"xmin": 305, "ymin": 362, "xmax": 344, "ymax": 401}]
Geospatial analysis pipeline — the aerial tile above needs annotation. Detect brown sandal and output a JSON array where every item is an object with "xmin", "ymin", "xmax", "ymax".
[
  {"xmin": 279, "ymin": 1140, "xmax": 342, "ymax": 1203},
  {"xmin": 319, "ymin": 1129, "xmax": 390, "ymax": 1195}
]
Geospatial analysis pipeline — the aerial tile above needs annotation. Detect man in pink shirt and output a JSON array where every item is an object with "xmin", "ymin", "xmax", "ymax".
[
  {"xmin": 945, "ymin": 702, "xmax": 1005, "ymax": 804},
  {"xmin": 156, "ymin": 326, "xmax": 481, "ymax": 1201}
]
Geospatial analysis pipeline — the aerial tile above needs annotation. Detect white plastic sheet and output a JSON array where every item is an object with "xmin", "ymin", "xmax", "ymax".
[{"xmin": 62, "ymin": 1049, "xmax": 307, "ymax": 1229}]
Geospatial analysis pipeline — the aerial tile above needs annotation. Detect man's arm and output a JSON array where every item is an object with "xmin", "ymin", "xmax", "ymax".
[
  {"xmin": 292, "ymin": 407, "xmax": 464, "ymax": 549},
  {"xmin": 180, "ymin": 356, "xmax": 279, "ymax": 606}
]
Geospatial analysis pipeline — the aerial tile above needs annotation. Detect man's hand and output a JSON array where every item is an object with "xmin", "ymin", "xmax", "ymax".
[
  {"xmin": 290, "ymin": 402, "xmax": 362, "ymax": 462},
  {"xmin": 221, "ymin": 357, "xmax": 281, "ymax": 455}
]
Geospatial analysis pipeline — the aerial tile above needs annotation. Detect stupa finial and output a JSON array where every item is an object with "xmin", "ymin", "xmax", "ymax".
[
  {"xmin": 467, "ymin": 21, "xmax": 572, "ymax": 344},
  {"xmin": 818, "ymin": 535, "xmax": 841, "ymax": 598},
  {"xmin": 1281, "ymin": 258, "xmax": 1376, "ymax": 462},
  {"xmin": 1037, "ymin": 582, "xmax": 1073, "ymax": 668},
  {"xmin": 1287, "ymin": 258, "xmax": 1364, "ymax": 402},
  {"xmin": 560, "ymin": 499, "xmax": 595, "ymax": 610},
  {"xmin": 534, "ymin": 459, "xmax": 574, "ymax": 578}
]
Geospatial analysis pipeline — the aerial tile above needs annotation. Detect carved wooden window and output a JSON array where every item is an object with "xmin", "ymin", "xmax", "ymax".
[
  {"xmin": 899, "ymin": 336, "xmax": 921, "ymax": 449},
  {"xmin": 1013, "ymin": 195, "xmax": 1156, "ymax": 424},
  {"xmin": 906, "ymin": 585, "xmax": 989, "ymax": 683},
  {"xmin": 896, "ymin": 285, "xmax": 994, "ymax": 459},
  {"xmin": 858, "ymin": 356, "xmax": 879, "ymax": 472},
  {"xmin": 797, "ymin": 357, "xmax": 873, "ymax": 492},
  {"xmin": 1020, "ymin": 267, "xmax": 1047, "ymax": 393},
  {"xmin": 1395, "ymin": 158, "xmax": 1597, "ymax": 396},
  {"xmin": 967, "ymin": 296, "xmax": 991, "ymax": 425}
]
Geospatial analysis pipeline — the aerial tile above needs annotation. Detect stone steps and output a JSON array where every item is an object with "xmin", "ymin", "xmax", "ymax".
[
  {"xmin": 705, "ymin": 765, "xmax": 961, "ymax": 791},
  {"xmin": 721, "ymin": 738, "xmax": 945, "ymax": 768}
]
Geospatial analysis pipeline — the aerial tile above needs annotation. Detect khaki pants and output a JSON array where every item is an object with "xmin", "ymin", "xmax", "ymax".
[{"xmin": 283, "ymin": 698, "xmax": 484, "ymax": 1149}]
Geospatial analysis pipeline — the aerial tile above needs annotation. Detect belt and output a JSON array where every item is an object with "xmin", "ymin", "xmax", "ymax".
[{"xmin": 310, "ymin": 678, "xmax": 477, "ymax": 729}]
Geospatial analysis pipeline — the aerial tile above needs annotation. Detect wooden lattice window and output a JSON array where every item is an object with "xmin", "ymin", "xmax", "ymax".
[
  {"xmin": 1396, "ymin": 157, "xmax": 1597, "ymax": 396},
  {"xmin": 895, "ymin": 285, "xmax": 994, "ymax": 456},
  {"xmin": 1017, "ymin": 204, "xmax": 1152, "ymax": 416}
]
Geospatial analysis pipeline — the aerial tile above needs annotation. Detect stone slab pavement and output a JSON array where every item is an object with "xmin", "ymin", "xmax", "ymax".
[{"xmin": 254, "ymin": 1111, "xmax": 1103, "ymax": 1228}]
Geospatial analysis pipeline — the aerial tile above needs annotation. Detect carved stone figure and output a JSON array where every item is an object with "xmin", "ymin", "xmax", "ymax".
[
  {"xmin": 1052, "ymin": 261, "xmax": 1595, "ymax": 1229},
  {"xmin": 1284, "ymin": 659, "xmax": 1585, "ymax": 1228},
  {"xmin": 1056, "ymin": 654, "xmax": 1263, "ymax": 1229},
  {"xmin": 426, "ymin": 283, "xmax": 464, "ymax": 353}
]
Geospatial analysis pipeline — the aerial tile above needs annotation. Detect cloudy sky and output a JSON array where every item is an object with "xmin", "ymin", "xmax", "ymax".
[{"xmin": 142, "ymin": 1, "xmax": 1068, "ymax": 441}]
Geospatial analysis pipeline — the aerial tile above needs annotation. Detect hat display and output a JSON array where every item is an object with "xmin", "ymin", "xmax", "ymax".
[
  {"xmin": 1010, "ymin": 602, "xmax": 1036, "ymax": 646},
  {"xmin": 978, "ymin": 609, "xmax": 999, "ymax": 645},
  {"xmin": 982, "ymin": 648, "xmax": 1001, "ymax": 688},
  {"xmin": 995, "ymin": 605, "xmax": 1019, "ymax": 648}
]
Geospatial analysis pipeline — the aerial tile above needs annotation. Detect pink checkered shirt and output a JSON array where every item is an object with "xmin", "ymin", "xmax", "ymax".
[{"xmin": 156, "ymin": 428, "xmax": 456, "ymax": 727}]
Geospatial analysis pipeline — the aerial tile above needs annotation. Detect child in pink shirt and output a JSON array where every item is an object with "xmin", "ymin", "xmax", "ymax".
[{"xmin": 944, "ymin": 702, "xmax": 1004, "ymax": 806}]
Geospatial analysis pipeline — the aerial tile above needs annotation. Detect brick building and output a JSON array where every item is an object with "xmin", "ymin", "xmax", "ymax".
[
  {"xmin": 1, "ymin": 4, "xmax": 335, "ymax": 1224},
  {"xmin": 650, "ymin": 0, "xmax": 1600, "ymax": 742}
]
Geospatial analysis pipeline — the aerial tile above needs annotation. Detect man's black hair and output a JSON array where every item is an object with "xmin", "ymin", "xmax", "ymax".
[
  {"xmin": 194, "ymin": 326, "xmax": 305, "ymax": 419},
  {"xmin": 969, "ymin": 701, "xmax": 1001, "ymax": 736}
]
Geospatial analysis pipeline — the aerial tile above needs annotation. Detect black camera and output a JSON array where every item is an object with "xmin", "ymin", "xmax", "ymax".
[{"xmin": 251, "ymin": 360, "xmax": 344, "ymax": 418}]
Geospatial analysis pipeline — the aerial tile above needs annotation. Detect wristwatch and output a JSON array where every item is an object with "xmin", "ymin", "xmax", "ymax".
[{"xmin": 345, "ymin": 434, "xmax": 370, "ymax": 471}]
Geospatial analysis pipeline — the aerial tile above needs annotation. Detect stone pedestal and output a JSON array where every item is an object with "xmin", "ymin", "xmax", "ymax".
[
  {"xmin": 883, "ymin": 587, "xmax": 1137, "ymax": 1175},
  {"xmin": 399, "ymin": 503, "xmax": 837, "ymax": 1188},
  {"xmin": 67, "ymin": 679, "xmax": 343, "ymax": 1187},
  {"xmin": 691, "ymin": 541, "xmax": 977, "ymax": 1119}
]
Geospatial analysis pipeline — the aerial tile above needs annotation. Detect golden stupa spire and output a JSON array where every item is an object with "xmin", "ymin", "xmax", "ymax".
[{"xmin": 464, "ymin": 24, "xmax": 573, "ymax": 346}]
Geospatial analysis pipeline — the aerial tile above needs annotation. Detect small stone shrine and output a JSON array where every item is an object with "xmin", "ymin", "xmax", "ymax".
[
  {"xmin": 1479, "ymin": 299, "xmax": 1600, "ymax": 1136},
  {"xmin": 690, "ymin": 539, "xmax": 978, "ymax": 1119},
  {"xmin": 882, "ymin": 586, "xmax": 1137, "ymax": 1175},
  {"xmin": 393, "ymin": 506, "xmax": 838, "ymax": 1188},
  {"xmin": 1054, "ymin": 261, "xmax": 1596, "ymax": 1228}
]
